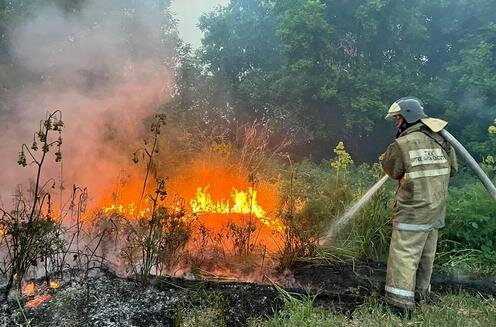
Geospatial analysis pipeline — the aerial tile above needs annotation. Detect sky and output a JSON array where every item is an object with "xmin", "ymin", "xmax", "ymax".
[{"xmin": 170, "ymin": 0, "xmax": 228, "ymax": 47}]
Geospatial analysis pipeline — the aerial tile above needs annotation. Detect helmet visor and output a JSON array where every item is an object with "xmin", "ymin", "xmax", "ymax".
[{"xmin": 385, "ymin": 102, "xmax": 402, "ymax": 120}]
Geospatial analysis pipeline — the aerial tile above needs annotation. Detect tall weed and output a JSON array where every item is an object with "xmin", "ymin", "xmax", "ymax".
[{"xmin": 0, "ymin": 111, "xmax": 65, "ymax": 299}]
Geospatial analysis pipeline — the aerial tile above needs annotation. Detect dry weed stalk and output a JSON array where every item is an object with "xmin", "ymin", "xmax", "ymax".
[
  {"xmin": 0, "ymin": 111, "xmax": 65, "ymax": 300},
  {"xmin": 120, "ymin": 179, "xmax": 192, "ymax": 285},
  {"xmin": 238, "ymin": 121, "xmax": 291, "ymax": 174}
]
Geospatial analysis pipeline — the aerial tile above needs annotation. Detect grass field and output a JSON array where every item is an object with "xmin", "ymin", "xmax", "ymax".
[{"xmin": 247, "ymin": 292, "xmax": 496, "ymax": 327}]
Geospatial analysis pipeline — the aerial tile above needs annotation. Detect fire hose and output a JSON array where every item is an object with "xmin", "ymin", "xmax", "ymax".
[{"xmin": 440, "ymin": 129, "xmax": 496, "ymax": 200}]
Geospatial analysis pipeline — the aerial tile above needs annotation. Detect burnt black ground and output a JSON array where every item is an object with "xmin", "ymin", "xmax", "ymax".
[
  {"xmin": 0, "ymin": 262, "xmax": 494, "ymax": 326},
  {"xmin": 292, "ymin": 261, "xmax": 496, "ymax": 310}
]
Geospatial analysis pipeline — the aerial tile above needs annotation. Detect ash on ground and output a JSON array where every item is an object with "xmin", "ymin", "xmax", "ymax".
[
  {"xmin": 0, "ymin": 268, "xmax": 282, "ymax": 327},
  {"xmin": 1, "ymin": 263, "xmax": 494, "ymax": 326}
]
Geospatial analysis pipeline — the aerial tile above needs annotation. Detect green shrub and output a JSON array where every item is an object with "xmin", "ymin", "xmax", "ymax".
[{"xmin": 439, "ymin": 182, "xmax": 496, "ymax": 272}]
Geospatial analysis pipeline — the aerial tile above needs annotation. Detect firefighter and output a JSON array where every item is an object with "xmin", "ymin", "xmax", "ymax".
[{"xmin": 381, "ymin": 97, "xmax": 458, "ymax": 317}]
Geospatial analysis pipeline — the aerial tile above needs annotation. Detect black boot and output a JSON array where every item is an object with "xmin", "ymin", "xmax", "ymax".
[{"xmin": 388, "ymin": 304, "xmax": 413, "ymax": 320}]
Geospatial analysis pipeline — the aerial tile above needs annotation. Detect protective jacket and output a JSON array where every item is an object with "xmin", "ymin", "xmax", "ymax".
[
  {"xmin": 382, "ymin": 122, "xmax": 458, "ymax": 231},
  {"xmin": 381, "ymin": 121, "xmax": 458, "ymax": 309}
]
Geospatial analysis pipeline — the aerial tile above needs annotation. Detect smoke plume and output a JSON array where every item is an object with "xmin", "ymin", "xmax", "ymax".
[{"xmin": 0, "ymin": 1, "xmax": 177, "ymax": 208}]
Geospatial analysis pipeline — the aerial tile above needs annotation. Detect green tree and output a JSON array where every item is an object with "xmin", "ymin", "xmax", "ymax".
[
  {"xmin": 189, "ymin": 0, "xmax": 496, "ymax": 161},
  {"xmin": 198, "ymin": 0, "xmax": 284, "ymax": 122}
]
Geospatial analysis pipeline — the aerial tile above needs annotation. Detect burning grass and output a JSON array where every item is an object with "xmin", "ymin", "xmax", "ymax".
[
  {"xmin": 76, "ymin": 153, "xmax": 286, "ymax": 283},
  {"xmin": 0, "ymin": 109, "xmax": 314, "ymax": 302},
  {"xmin": 0, "ymin": 117, "xmax": 382, "ymax": 302},
  {"xmin": 6, "ymin": 110, "xmax": 493, "ymax": 327}
]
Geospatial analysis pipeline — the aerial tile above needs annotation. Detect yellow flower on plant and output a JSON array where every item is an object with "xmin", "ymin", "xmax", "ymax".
[{"xmin": 330, "ymin": 141, "xmax": 353, "ymax": 170}]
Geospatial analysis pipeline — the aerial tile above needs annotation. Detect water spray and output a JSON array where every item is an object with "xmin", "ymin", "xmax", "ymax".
[
  {"xmin": 320, "ymin": 123, "xmax": 496, "ymax": 246},
  {"xmin": 319, "ymin": 174, "xmax": 389, "ymax": 246}
]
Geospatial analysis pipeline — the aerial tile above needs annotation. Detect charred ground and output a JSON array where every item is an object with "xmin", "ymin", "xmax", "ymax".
[{"xmin": 1, "ymin": 262, "xmax": 494, "ymax": 326}]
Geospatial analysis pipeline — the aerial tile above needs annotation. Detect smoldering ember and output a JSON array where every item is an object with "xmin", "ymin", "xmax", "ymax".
[{"xmin": 0, "ymin": 1, "xmax": 495, "ymax": 326}]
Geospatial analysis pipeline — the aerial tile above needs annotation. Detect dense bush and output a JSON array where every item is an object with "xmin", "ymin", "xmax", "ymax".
[
  {"xmin": 440, "ymin": 182, "xmax": 496, "ymax": 270},
  {"xmin": 278, "ymin": 159, "xmax": 341, "ymax": 268}
]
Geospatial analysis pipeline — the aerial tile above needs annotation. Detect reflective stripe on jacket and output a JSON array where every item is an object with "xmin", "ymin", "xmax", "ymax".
[{"xmin": 381, "ymin": 122, "xmax": 458, "ymax": 229}]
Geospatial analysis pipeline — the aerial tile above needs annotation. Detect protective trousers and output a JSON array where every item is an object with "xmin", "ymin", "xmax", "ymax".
[{"xmin": 385, "ymin": 228, "xmax": 438, "ymax": 308}]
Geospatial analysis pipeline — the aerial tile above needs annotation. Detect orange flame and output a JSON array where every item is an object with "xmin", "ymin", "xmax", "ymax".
[
  {"xmin": 102, "ymin": 201, "xmax": 151, "ymax": 218},
  {"xmin": 49, "ymin": 280, "xmax": 60, "ymax": 289},
  {"xmin": 26, "ymin": 294, "xmax": 52, "ymax": 309},
  {"xmin": 22, "ymin": 281, "xmax": 36, "ymax": 296},
  {"xmin": 190, "ymin": 186, "xmax": 284, "ymax": 231},
  {"xmin": 91, "ymin": 157, "xmax": 285, "ymax": 236},
  {"xmin": 190, "ymin": 186, "xmax": 265, "ymax": 217}
]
